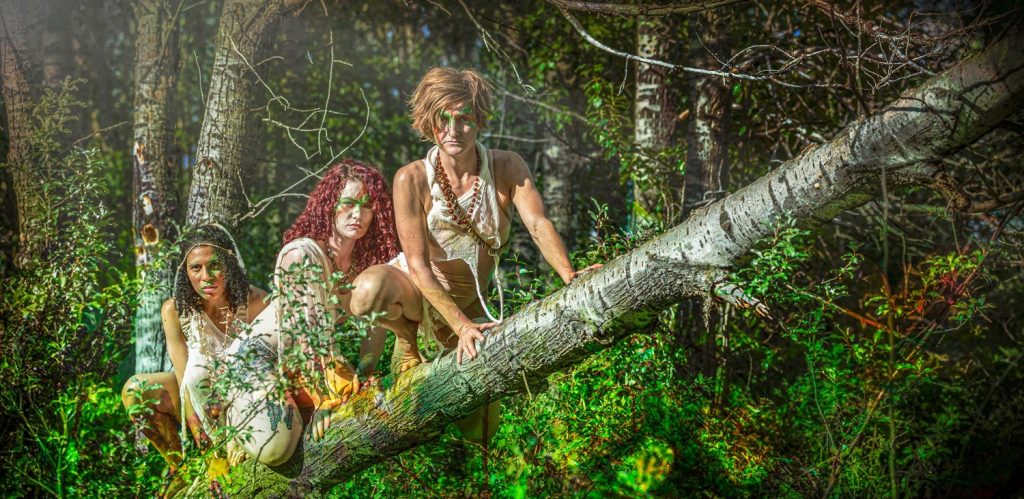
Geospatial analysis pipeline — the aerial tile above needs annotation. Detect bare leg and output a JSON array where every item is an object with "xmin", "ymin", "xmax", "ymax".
[
  {"xmin": 121, "ymin": 372, "xmax": 182, "ymax": 469},
  {"xmin": 351, "ymin": 265, "xmax": 425, "ymax": 373}
]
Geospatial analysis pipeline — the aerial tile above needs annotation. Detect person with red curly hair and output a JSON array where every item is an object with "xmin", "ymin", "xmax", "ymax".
[{"xmin": 221, "ymin": 159, "xmax": 403, "ymax": 466}]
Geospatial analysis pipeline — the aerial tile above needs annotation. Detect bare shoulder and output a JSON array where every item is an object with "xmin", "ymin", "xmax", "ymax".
[
  {"xmin": 247, "ymin": 287, "xmax": 269, "ymax": 320},
  {"xmin": 394, "ymin": 159, "xmax": 427, "ymax": 189},
  {"xmin": 278, "ymin": 238, "xmax": 320, "ymax": 267},
  {"xmin": 490, "ymin": 148, "xmax": 531, "ymax": 186},
  {"xmin": 161, "ymin": 298, "xmax": 178, "ymax": 320}
]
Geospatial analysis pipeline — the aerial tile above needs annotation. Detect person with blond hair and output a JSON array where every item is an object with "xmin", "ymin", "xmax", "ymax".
[{"xmin": 350, "ymin": 67, "xmax": 598, "ymax": 442}]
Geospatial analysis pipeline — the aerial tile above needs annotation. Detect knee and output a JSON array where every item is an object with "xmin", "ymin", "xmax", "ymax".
[
  {"xmin": 350, "ymin": 272, "xmax": 387, "ymax": 316},
  {"xmin": 244, "ymin": 433, "xmax": 299, "ymax": 467},
  {"xmin": 121, "ymin": 376, "xmax": 145, "ymax": 409}
]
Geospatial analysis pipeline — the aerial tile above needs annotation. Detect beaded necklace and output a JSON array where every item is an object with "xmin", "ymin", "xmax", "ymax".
[
  {"xmin": 324, "ymin": 243, "xmax": 354, "ymax": 290},
  {"xmin": 433, "ymin": 149, "xmax": 482, "ymax": 235}
]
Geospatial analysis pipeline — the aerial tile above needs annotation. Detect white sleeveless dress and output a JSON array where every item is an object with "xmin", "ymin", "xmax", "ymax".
[{"xmin": 179, "ymin": 292, "xmax": 250, "ymax": 439}]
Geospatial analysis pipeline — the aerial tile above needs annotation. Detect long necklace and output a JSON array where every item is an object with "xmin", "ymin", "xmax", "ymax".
[
  {"xmin": 433, "ymin": 149, "xmax": 481, "ymax": 234},
  {"xmin": 324, "ymin": 243, "xmax": 354, "ymax": 289}
]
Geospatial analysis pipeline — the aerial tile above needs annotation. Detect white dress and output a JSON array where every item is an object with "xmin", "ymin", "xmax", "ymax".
[
  {"xmin": 220, "ymin": 237, "xmax": 338, "ymax": 464},
  {"xmin": 390, "ymin": 141, "xmax": 512, "ymax": 350},
  {"xmin": 178, "ymin": 293, "xmax": 250, "ymax": 439}
]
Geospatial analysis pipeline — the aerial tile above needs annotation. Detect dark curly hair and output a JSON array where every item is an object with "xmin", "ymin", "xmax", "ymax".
[
  {"xmin": 173, "ymin": 224, "xmax": 251, "ymax": 318},
  {"xmin": 283, "ymin": 159, "xmax": 400, "ymax": 275}
]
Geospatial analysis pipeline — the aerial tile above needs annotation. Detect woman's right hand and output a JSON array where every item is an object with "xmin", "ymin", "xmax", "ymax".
[
  {"xmin": 307, "ymin": 398, "xmax": 344, "ymax": 442},
  {"xmin": 455, "ymin": 322, "xmax": 497, "ymax": 364}
]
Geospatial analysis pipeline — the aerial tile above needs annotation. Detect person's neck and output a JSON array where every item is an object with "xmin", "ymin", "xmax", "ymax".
[
  {"xmin": 327, "ymin": 233, "xmax": 356, "ymax": 272},
  {"xmin": 202, "ymin": 297, "xmax": 229, "ymax": 320},
  {"xmin": 438, "ymin": 144, "xmax": 478, "ymax": 177}
]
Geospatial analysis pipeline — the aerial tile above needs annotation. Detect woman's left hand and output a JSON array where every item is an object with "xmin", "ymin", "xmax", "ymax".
[{"xmin": 568, "ymin": 263, "xmax": 603, "ymax": 282}]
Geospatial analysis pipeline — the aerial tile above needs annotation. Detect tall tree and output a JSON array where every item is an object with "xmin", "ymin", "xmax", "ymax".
[
  {"xmin": 632, "ymin": 15, "xmax": 676, "ymax": 228},
  {"xmin": 0, "ymin": 1, "xmax": 43, "ymax": 267},
  {"xmin": 185, "ymin": 0, "xmax": 310, "ymax": 227},
  {"xmin": 131, "ymin": 0, "xmax": 183, "ymax": 373},
  {"xmin": 682, "ymin": 10, "xmax": 731, "ymax": 215},
  {"xmin": 680, "ymin": 10, "xmax": 732, "ymax": 379},
  {"xmin": 185, "ymin": 28, "xmax": 1024, "ymax": 498}
]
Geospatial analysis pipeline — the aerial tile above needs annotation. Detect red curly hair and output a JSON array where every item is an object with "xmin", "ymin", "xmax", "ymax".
[{"xmin": 283, "ymin": 159, "xmax": 400, "ymax": 274}]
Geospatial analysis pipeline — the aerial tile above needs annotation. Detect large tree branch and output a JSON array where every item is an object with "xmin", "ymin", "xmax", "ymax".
[{"xmin": 200, "ymin": 31, "xmax": 1024, "ymax": 496}]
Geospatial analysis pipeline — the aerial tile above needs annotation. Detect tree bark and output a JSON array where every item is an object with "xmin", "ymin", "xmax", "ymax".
[
  {"xmin": 632, "ymin": 15, "xmax": 675, "ymax": 229},
  {"xmin": 185, "ymin": 0, "xmax": 309, "ymax": 227},
  {"xmin": 131, "ymin": 0, "xmax": 182, "ymax": 374},
  {"xmin": 0, "ymin": 1, "xmax": 43, "ymax": 266},
  {"xmin": 540, "ymin": 132, "xmax": 579, "ymax": 243},
  {"xmin": 682, "ymin": 10, "xmax": 731, "ymax": 215},
  {"xmin": 681, "ymin": 10, "xmax": 732, "ymax": 379},
  {"xmin": 193, "ymin": 31, "xmax": 1024, "ymax": 497}
]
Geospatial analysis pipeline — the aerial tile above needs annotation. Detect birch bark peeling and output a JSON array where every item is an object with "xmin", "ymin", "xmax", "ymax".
[{"xmin": 201, "ymin": 32, "xmax": 1024, "ymax": 497}]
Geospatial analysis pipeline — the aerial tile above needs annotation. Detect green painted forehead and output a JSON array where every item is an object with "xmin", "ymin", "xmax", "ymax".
[
  {"xmin": 337, "ymin": 193, "xmax": 372, "ymax": 209},
  {"xmin": 439, "ymin": 105, "xmax": 477, "ymax": 129}
]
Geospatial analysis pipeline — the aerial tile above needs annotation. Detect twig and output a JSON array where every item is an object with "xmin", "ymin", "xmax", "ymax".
[
  {"xmin": 548, "ymin": 0, "xmax": 746, "ymax": 16},
  {"xmin": 555, "ymin": 4, "xmax": 834, "ymax": 89},
  {"xmin": 69, "ymin": 120, "xmax": 129, "ymax": 149},
  {"xmin": 496, "ymin": 88, "xmax": 588, "ymax": 123}
]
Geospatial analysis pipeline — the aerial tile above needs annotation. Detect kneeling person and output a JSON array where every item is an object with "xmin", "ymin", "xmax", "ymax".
[{"xmin": 351, "ymin": 67, "xmax": 597, "ymax": 442}]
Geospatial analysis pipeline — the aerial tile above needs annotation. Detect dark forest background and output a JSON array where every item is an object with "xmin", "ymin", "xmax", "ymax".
[{"xmin": 1, "ymin": 0, "xmax": 1023, "ymax": 496}]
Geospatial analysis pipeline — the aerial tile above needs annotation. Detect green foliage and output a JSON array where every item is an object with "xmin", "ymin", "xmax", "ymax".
[{"xmin": 0, "ymin": 83, "xmax": 157, "ymax": 496}]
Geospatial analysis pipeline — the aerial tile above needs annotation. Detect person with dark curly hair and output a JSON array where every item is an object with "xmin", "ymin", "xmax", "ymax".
[
  {"xmin": 220, "ymin": 159, "xmax": 402, "ymax": 466},
  {"xmin": 121, "ymin": 224, "xmax": 268, "ymax": 472}
]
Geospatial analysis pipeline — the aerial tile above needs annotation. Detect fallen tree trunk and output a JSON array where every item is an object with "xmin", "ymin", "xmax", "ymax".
[{"xmin": 201, "ymin": 32, "xmax": 1024, "ymax": 497}]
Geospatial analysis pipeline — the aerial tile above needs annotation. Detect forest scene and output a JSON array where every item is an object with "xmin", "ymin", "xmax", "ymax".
[{"xmin": 1, "ymin": 0, "xmax": 1023, "ymax": 496}]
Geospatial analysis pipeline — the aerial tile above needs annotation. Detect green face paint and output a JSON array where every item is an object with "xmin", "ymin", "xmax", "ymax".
[
  {"xmin": 337, "ymin": 193, "xmax": 371, "ymax": 211},
  {"xmin": 439, "ymin": 105, "xmax": 476, "ymax": 131},
  {"xmin": 205, "ymin": 254, "xmax": 221, "ymax": 282}
]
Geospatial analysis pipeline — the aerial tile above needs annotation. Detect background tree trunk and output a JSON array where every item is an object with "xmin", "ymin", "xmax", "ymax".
[
  {"xmin": 680, "ymin": 10, "xmax": 732, "ymax": 380},
  {"xmin": 190, "ymin": 30, "xmax": 1024, "ymax": 498},
  {"xmin": 682, "ymin": 10, "xmax": 731, "ymax": 215},
  {"xmin": 185, "ymin": 0, "xmax": 309, "ymax": 227},
  {"xmin": 0, "ymin": 1, "xmax": 43, "ymax": 267},
  {"xmin": 632, "ymin": 15, "xmax": 675, "ymax": 229},
  {"xmin": 131, "ymin": 0, "xmax": 182, "ymax": 373}
]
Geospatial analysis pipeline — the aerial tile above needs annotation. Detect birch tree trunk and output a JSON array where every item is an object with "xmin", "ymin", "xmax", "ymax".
[
  {"xmin": 131, "ymin": 0, "xmax": 182, "ymax": 373},
  {"xmin": 0, "ymin": 1, "xmax": 43, "ymax": 267},
  {"xmin": 185, "ymin": 0, "xmax": 308, "ymax": 227},
  {"xmin": 680, "ymin": 11, "xmax": 732, "ymax": 379},
  {"xmin": 190, "ymin": 31, "xmax": 1024, "ymax": 497},
  {"xmin": 682, "ymin": 11, "xmax": 731, "ymax": 215},
  {"xmin": 540, "ymin": 132, "xmax": 578, "ymax": 242},
  {"xmin": 632, "ymin": 15, "xmax": 675, "ymax": 229}
]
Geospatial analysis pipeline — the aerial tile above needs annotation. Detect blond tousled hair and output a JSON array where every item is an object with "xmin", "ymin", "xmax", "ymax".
[{"xmin": 409, "ymin": 67, "xmax": 493, "ymax": 140}]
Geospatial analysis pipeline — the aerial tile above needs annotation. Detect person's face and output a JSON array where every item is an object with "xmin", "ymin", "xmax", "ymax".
[
  {"xmin": 186, "ymin": 245, "xmax": 226, "ymax": 302},
  {"xmin": 334, "ymin": 179, "xmax": 373, "ymax": 241},
  {"xmin": 433, "ymin": 103, "xmax": 478, "ymax": 157}
]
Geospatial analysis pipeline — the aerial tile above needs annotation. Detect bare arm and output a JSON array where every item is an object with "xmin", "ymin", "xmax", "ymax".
[
  {"xmin": 503, "ymin": 151, "xmax": 581, "ymax": 284},
  {"xmin": 162, "ymin": 299, "xmax": 187, "ymax": 389},
  {"xmin": 246, "ymin": 287, "xmax": 269, "ymax": 320},
  {"xmin": 393, "ymin": 164, "xmax": 494, "ymax": 363},
  {"xmin": 162, "ymin": 298, "xmax": 205, "ymax": 444}
]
